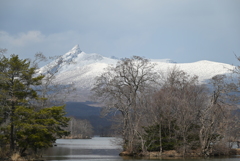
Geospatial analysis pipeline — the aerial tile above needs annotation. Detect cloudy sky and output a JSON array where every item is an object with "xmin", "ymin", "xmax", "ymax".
[{"xmin": 0, "ymin": 0, "xmax": 240, "ymax": 66}]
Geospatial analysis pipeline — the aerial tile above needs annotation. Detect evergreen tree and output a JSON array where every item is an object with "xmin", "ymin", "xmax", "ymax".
[{"xmin": 0, "ymin": 54, "xmax": 69, "ymax": 157}]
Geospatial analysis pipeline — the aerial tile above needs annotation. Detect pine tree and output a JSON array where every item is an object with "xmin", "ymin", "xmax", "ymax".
[{"xmin": 0, "ymin": 54, "xmax": 69, "ymax": 157}]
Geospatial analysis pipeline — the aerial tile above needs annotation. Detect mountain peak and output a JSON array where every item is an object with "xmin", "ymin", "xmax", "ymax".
[
  {"xmin": 69, "ymin": 44, "xmax": 82, "ymax": 54},
  {"xmin": 62, "ymin": 45, "xmax": 82, "ymax": 60},
  {"xmin": 42, "ymin": 45, "xmax": 82, "ymax": 74}
]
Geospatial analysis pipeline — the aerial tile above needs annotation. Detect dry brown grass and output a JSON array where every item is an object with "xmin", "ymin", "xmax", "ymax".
[{"xmin": 11, "ymin": 153, "xmax": 21, "ymax": 161}]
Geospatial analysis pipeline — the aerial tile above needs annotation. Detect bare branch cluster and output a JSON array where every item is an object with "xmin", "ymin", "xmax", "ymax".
[{"xmin": 92, "ymin": 56, "xmax": 240, "ymax": 157}]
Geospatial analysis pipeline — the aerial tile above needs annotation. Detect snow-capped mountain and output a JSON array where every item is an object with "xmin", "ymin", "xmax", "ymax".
[
  {"xmin": 39, "ymin": 45, "xmax": 116, "ymax": 74},
  {"xmin": 40, "ymin": 45, "xmax": 235, "ymax": 102}
]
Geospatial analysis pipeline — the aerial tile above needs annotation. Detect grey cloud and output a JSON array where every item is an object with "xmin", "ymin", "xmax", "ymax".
[{"xmin": 0, "ymin": 0, "xmax": 239, "ymax": 65}]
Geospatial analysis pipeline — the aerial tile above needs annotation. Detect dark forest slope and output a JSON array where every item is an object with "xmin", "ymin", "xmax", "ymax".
[{"xmin": 65, "ymin": 102, "xmax": 113, "ymax": 136}]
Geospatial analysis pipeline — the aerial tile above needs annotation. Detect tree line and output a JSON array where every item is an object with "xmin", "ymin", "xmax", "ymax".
[{"xmin": 92, "ymin": 56, "xmax": 240, "ymax": 157}]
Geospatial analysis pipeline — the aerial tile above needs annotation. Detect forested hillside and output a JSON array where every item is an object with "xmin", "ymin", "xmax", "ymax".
[{"xmin": 65, "ymin": 102, "xmax": 114, "ymax": 136}]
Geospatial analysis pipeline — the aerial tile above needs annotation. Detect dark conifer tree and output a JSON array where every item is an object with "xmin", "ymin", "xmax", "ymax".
[{"xmin": 0, "ymin": 54, "xmax": 69, "ymax": 157}]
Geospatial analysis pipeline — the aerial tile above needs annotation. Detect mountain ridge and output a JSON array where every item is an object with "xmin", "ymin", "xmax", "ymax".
[{"xmin": 40, "ymin": 45, "xmax": 235, "ymax": 102}]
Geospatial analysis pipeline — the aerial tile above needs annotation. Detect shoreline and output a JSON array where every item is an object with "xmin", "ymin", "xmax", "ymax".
[{"xmin": 119, "ymin": 148, "xmax": 240, "ymax": 158}]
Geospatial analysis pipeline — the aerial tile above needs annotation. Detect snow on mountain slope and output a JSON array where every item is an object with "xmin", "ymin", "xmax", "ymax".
[
  {"xmin": 57, "ymin": 63, "xmax": 110, "ymax": 89},
  {"xmin": 151, "ymin": 59, "xmax": 176, "ymax": 63},
  {"xmin": 39, "ymin": 45, "xmax": 117, "ymax": 74},
  {"xmin": 152, "ymin": 60, "xmax": 234, "ymax": 83},
  {"xmin": 40, "ymin": 45, "xmax": 235, "ymax": 102}
]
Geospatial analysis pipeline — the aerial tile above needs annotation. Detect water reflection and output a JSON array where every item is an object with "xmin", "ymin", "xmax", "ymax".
[
  {"xmin": 43, "ymin": 137, "xmax": 240, "ymax": 161},
  {"xmin": 43, "ymin": 137, "xmax": 123, "ymax": 160}
]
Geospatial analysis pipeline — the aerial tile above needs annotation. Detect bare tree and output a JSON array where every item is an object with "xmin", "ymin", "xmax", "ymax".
[
  {"xmin": 92, "ymin": 56, "xmax": 160, "ymax": 154},
  {"xmin": 228, "ymin": 56, "xmax": 240, "ymax": 148},
  {"xmin": 0, "ymin": 48, "xmax": 7, "ymax": 57},
  {"xmin": 30, "ymin": 53, "xmax": 76, "ymax": 109},
  {"xmin": 197, "ymin": 74, "xmax": 237, "ymax": 156},
  {"xmin": 65, "ymin": 117, "xmax": 93, "ymax": 139},
  {"xmin": 149, "ymin": 67, "xmax": 207, "ymax": 155}
]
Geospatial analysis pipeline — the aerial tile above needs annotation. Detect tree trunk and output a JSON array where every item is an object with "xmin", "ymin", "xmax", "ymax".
[
  {"xmin": 10, "ymin": 102, "xmax": 15, "ymax": 151},
  {"xmin": 159, "ymin": 121, "xmax": 162, "ymax": 155}
]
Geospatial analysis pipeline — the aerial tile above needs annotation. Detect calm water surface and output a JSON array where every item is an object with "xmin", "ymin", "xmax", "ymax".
[{"xmin": 43, "ymin": 137, "xmax": 240, "ymax": 161}]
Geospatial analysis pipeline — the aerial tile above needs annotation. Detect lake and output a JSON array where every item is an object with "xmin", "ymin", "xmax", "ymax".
[{"xmin": 43, "ymin": 137, "xmax": 240, "ymax": 161}]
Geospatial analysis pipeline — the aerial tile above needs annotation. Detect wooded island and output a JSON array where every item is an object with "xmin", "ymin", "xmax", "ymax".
[{"xmin": 92, "ymin": 56, "xmax": 240, "ymax": 157}]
